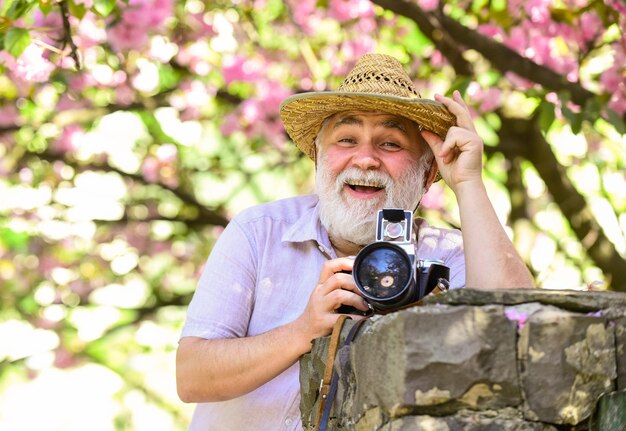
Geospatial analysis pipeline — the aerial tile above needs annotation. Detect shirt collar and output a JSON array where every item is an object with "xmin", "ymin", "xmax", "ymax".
[{"xmin": 282, "ymin": 196, "xmax": 335, "ymax": 258}]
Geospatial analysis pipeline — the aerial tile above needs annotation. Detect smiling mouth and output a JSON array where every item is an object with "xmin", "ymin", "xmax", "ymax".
[{"xmin": 345, "ymin": 180, "xmax": 385, "ymax": 194}]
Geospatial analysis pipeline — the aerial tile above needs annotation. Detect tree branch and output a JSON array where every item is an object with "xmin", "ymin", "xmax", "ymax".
[
  {"xmin": 499, "ymin": 115, "xmax": 626, "ymax": 290},
  {"xmin": 59, "ymin": 0, "xmax": 81, "ymax": 70},
  {"xmin": 33, "ymin": 148, "xmax": 229, "ymax": 227},
  {"xmin": 433, "ymin": 9, "xmax": 597, "ymax": 107},
  {"xmin": 371, "ymin": 0, "xmax": 473, "ymax": 76}
]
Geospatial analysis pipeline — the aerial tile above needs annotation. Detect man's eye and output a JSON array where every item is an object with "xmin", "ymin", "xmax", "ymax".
[
  {"xmin": 338, "ymin": 138, "xmax": 356, "ymax": 144},
  {"xmin": 381, "ymin": 141, "xmax": 401, "ymax": 148}
]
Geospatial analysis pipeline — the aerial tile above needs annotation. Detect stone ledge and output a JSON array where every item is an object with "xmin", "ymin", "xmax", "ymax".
[{"xmin": 300, "ymin": 288, "xmax": 626, "ymax": 430}]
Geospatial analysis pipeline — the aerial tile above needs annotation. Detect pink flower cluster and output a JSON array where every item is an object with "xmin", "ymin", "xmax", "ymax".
[
  {"xmin": 328, "ymin": 0, "xmax": 374, "ymax": 22},
  {"xmin": 107, "ymin": 0, "xmax": 173, "ymax": 51},
  {"xmin": 288, "ymin": 0, "xmax": 374, "ymax": 35},
  {"xmin": 221, "ymin": 79, "xmax": 292, "ymax": 148},
  {"xmin": 467, "ymin": 82, "xmax": 503, "ymax": 113},
  {"xmin": 220, "ymin": 54, "xmax": 292, "ymax": 148},
  {"xmin": 601, "ymin": 38, "xmax": 626, "ymax": 115},
  {"xmin": 478, "ymin": 1, "xmax": 626, "ymax": 115},
  {"xmin": 0, "ymin": 44, "xmax": 55, "ymax": 83},
  {"xmin": 141, "ymin": 143, "xmax": 179, "ymax": 187}
]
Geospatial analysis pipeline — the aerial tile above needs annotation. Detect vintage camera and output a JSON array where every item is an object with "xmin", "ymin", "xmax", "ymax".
[{"xmin": 350, "ymin": 208, "xmax": 450, "ymax": 313}]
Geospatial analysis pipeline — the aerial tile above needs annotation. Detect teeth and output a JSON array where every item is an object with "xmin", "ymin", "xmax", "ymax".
[{"xmin": 346, "ymin": 180, "xmax": 384, "ymax": 188}]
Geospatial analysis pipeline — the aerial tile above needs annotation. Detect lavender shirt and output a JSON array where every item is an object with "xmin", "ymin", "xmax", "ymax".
[{"xmin": 180, "ymin": 194, "xmax": 465, "ymax": 430}]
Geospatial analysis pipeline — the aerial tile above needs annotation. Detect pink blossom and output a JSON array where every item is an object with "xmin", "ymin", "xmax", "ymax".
[
  {"xmin": 289, "ymin": 0, "xmax": 322, "ymax": 35},
  {"xmin": 579, "ymin": 12, "xmax": 603, "ymax": 43},
  {"xmin": 53, "ymin": 125, "xmax": 85, "ymax": 154},
  {"xmin": 357, "ymin": 17, "xmax": 377, "ymax": 33},
  {"xmin": 142, "ymin": 157, "xmax": 160, "ymax": 183},
  {"xmin": 56, "ymin": 95, "xmax": 91, "ymax": 111},
  {"xmin": 429, "ymin": 50, "xmax": 446, "ymax": 68},
  {"xmin": 176, "ymin": 42, "xmax": 212, "ymax": 75},
  {"xmin": 76, "ymin": 12, "xmax": 107, "ymax": 49},
  {"xmin": 0, "ymin": 105, "xmax": 19, "ymax": 128},
  {"xmin": 114, "ymin": 83, "xmax": 136, "ymax": 106},
  {"xmin": 187, "ymin": 13, "xmax": 216, "ymax": 39},
  {"xmin": 249, "ymin": 118, "xmax": 287, "ymax": 149},
  {"xmin": 241, "ymin": 100, "xmax": 263, "ymax": 123},
  {"xmin": 13, "ymin": 44, "xmax": 55, "ymax": 83},
  {"xmin": 257, "ymin": 80, "xmax": 291, "ymax": 114},
  {"xmin": 524, "ymin": 0, "xmax": 551, "ymax": 24},
  {"xmin": 504, "ymin": 308, "xmax": 529, "ymax": 329},
  {"xmin": 222, "ymin": 55, "xmax": 264, "ymax": 85},
  {"xmin": 466, "ymin": 82, "xmax": 502, "ymax": 113},
  {"xmin": 106, "ymin": 0, "xmax": 172, "ymax": 51},
  {"xmin": 504, "ymin": 27, "xmax": 526, "ymax": 54},
  {"xmin": 608, "ymin": 87, "xmax": 626, "ymax": 115},
  {"xmin": 478, "ymin": 24, "xmax": 505, "ymax": 41},
  {"xmin": 220, "ymin": 113, "xmax": 240, "ymax": 136},
  {"xmin": 418, "ymin": 0, "xmax": 439, "ymax": 11},
  {"xmin": 33, "ymin": 10, "xmax": 64, "ymax": 46},
  {"xmin": 107, "ymin": 20, "xmax": 149, "ymax": 51},
  {"xmin": 505, "ymin": 71, "xmax": 535, "ymax": 90},
  {"xmin": 420, "ymin": 183, "xmax": 445, "ymax": 209},
  {"xmin": 329, "ymin": 0, "xmax": 374, "ymax": 22},
  {"xmin": 600, "ymin": 65, "xmax": 624, "ymax": 93},
  {"xmin": 340, "ymin": 38, "xmax": 376, "ymax": 63}
]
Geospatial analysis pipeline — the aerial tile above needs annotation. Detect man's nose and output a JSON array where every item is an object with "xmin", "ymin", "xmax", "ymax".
[{"xmin": 351, "ymin": 143, "xmax": 381, "ymax": 170}]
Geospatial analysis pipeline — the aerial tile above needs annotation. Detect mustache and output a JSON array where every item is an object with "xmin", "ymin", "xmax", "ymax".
[{"xmin": 334, "ymin": 168, "xmax": 394, "ymax": 192}]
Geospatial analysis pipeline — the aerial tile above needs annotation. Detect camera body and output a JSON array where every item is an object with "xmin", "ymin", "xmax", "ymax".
[{"xmin": 351, "ymin": 208, "xmax": 450, "ymax": 312}]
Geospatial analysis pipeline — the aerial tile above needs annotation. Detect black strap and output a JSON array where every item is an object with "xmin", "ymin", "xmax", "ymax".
[{"xmin": 315, "ymin": 315, "xmax": 350, "ymax": 431}]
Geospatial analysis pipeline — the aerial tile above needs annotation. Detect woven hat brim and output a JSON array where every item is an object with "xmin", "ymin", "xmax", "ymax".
[{"xmin": 280, "ymin": 92, "xmax": 457, "ymax": 160}]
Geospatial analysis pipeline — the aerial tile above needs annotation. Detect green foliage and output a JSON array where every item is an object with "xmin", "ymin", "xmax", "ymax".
[
  {"xmin": 93, "ymin": 0, "xmax": 117, "ymax": 17},
  {"xmin": 0, "ymin": 0, "xmax": 625, "ymax": 429},
  {"xmin": 4, "ymin": 27, "xmax": 30, "ymax": 57}
]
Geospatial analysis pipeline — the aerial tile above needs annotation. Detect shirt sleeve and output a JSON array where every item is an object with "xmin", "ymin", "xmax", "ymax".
[
  {"xmin": 180, "ymin": 218, "xmax": 257, "ymax": 340},
  {"xmin": 414, "ymin": 218, "xmax": 466, "ymax": 289},
  {"xmin": 445, "ymin": 240, "xmax": 466, "ymax": 289}
]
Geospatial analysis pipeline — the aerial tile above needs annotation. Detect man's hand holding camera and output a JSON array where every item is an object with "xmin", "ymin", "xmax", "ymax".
[{"xmin": 294, "ymin": 257, "xmax": 370, "ymax": 348}]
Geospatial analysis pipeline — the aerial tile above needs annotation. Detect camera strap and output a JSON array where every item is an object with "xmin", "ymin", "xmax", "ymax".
[{"xmin": 315, "ymin": 315, "xmax": 368, "ymax": 431}]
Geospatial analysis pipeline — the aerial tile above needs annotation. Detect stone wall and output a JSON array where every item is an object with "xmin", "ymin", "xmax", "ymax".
[{"xmin": 299, "ymin": 288, "xmax": 626, "ymax": 430}]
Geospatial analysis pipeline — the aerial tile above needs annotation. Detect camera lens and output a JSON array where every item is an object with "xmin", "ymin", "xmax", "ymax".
[{"xmin": 354, "ymin": 242, "xmax": 412, "ymax": 301}]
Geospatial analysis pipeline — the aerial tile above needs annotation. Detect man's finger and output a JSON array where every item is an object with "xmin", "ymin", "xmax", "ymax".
[
  {"xmin": 420, "ymin": 130, "xmax": 443, "ymax": 152},
  {"xmin": 318, "ymin": 257, "xmax": 354, "ymax": 284},
  {"xmin": 434, "ymin": 92, "xmax": 476, "ymax": 132}
]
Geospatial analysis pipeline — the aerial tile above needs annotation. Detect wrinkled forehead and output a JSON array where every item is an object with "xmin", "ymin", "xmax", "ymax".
[{"xmin": 326, "ymin": 111, "xmax": 421, "ymax": 134}]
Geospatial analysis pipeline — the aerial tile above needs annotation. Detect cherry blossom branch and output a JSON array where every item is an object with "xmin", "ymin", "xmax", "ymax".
[
  {"xmin": 372, "ymin": 0, "xmax": 597, "ymax": 107},
  {"xmin": 32, "ymin": 148, "xmax": 229, "ymax": 227},
  {"xmin": 371, "ymin": 0, "xmax": 472, "ymax": 76},
  {"xmin": 58, "ymin": 0, "xmax": 81, "ymax": 70}
]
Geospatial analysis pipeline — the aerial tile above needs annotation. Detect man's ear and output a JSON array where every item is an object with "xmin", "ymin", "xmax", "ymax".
[{"xmin": 423, "ymin": 160, "xmax": 439, "ymax": 191}]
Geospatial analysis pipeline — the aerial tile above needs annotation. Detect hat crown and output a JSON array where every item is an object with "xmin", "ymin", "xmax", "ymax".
[{"xmin": 337, "ymin": 54, "xmax": 421, "ymax": 99}]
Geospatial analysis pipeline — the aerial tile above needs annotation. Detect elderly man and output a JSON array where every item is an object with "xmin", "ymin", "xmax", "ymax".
[{"xmin": 176, "ymin": 53, "xmax": 533, "ymax": 430}]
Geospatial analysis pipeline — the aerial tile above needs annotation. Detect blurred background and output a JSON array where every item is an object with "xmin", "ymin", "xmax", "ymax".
[{"xmin": 0, "ymin": 0, "xmax": 625, "ymax": 429}]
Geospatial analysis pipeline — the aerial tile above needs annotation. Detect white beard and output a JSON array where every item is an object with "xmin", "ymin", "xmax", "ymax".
[{"xmin": 316, "ymin": 156, "xmax": 430, "ymax": 246}]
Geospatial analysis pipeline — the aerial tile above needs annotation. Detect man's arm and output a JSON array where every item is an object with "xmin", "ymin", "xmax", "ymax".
[
  {"xmin": 422, "ymin": 91, "xmax": 534, "ymax": 289},
  {"xmin": 176, "ymin": 258, "xmax": 369, "ymax": 403},
  {"xmin": 176, "ymin": 323, "xmax": 310, "ymax": 402}
]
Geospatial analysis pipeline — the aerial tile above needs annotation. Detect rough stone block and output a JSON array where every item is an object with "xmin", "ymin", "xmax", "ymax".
[
  {"xmin": 614, "ymin": 316, "xmax": 626, "ymax": 390},
  {"xmin": 377, "ymin": 414, "xmax": 559, "ymax": 431},
  {"xmin": 343, "ymin": 305, "xmax": 520, "ymax": 426},
  {"xmin": 518, "ymin": 306, "xmax": 616, "ymax": 425}
]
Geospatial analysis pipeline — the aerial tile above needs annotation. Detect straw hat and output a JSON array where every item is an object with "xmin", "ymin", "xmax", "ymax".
[{"xmin": 280, "ymin": 53, "xmax": 456, "ymax": 160}]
